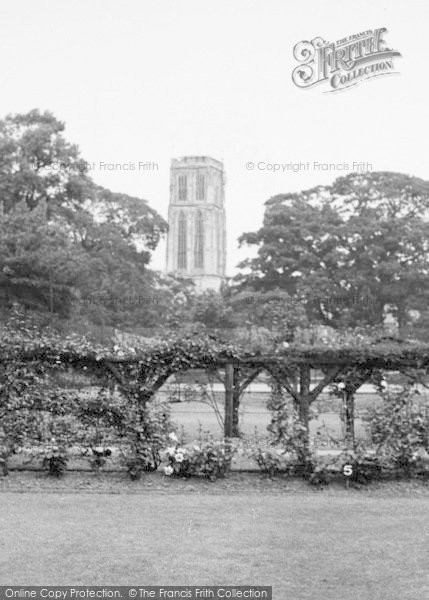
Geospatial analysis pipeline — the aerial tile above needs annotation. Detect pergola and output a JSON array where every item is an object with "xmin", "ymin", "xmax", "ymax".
[{"xmin": 7, "ymin": 335, "xmax": 429, "ymax": 442}]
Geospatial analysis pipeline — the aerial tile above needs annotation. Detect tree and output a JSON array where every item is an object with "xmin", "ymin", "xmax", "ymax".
[
  {"xmin": 0, "ymin": 109, "xmax": 168, "ymax": 327},
  {"xmin": 237, "ymin": 172, "xmax": 429, "ymax": 329},
  {"xmin": 229, "ymin": 288, "xmax": 309, "ymax": 344},
  {"xmin": 0, "ymin": 201, "xmax": 85, "ymax": 314},
  {"xmin": 0, "ymin": 109, "xmax": 92, "ymax": 214}
]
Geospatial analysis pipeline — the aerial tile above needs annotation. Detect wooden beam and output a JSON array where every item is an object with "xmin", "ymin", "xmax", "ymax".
[{"xmin": 309, "ymin": 366, "xmax": 343, "ymax": 402}]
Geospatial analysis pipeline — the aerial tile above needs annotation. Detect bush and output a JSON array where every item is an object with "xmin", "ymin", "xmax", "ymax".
[
  {"xmin": 365, "ymin": 390, "xmax": 429, "ymax": 476},
  {"xmin": 121, "ymin": 403, "xmax": 176, "ymax": 480},
  {"xmin": 41, "ymin": 446, "xmax": 68, "ymax": 477},
  {"xmin": 89, "ymin": 447, "xmax": 112, "ymax": 472},
  {"xmin": 266, "ymin": 388, "xmax": 310, "ymax": 464},
  {"xmin": 162, "ymin": 438, "xmax": 236, "ymax": 481},
  {"xmin": 250, "ymin": 446, "xmax": 297, "ymax": 477},
  {"xmin": 0, "ymin": 457, "xmax": 8, "ymax": 476},
  {"xmin": 305, "ymin": 449, "xmax": 403, "ymax": 486}
]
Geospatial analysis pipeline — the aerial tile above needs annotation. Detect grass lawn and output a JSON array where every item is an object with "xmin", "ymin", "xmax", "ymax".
[
  {"xmin": 169, "ymin": 393, "xmax": 369, "ymax": 443},
  {"xmin": 1, "ymin": 488, "xmax": 428, "ymax": 599}
]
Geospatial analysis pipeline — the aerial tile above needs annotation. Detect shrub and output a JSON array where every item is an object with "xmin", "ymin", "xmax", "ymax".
[
  {"xmin": 365, "ymin": 390, "xmax": 429, "ymax": 476},
  {"xmin": 250, "ymin": 447, "xmax": 296, "ymax": 477},
  {"xmin": 306, "ymin": 453, "xmax": 341, "ymax": 486},
  {"xmin": 305, "ymin": 449, "xmax": 397, "ymax": 486},
  {"xmin": 41, "ymin": 446, "xmax": 68, "ymax": 477},
  {"xmin": 89, "ymin": 447, "xmax": 112, "ymax": 472},
  {"xmin": 266, "ymin": 388, "xmax": 310, "ymax": 464},
  {"xmin": 121, "ymin": 403, "xmax": 177, "ymax": 480},
  {"xmin": 0, "ymin": 457, "xmax": 8, "ymax": 476},
  {"xmin": 163, "ymin": 438, "xmax": 236, "ymax": 481}
]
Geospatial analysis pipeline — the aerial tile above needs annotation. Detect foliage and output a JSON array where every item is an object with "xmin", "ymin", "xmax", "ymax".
[
  {"xmin": 304, "ymin": 448, "xmax": 404, "ymax": 486},
  {"xmin": 41, "ymin": 445, "xmax": 68, "ymax": 477},
  {"xmin": 237, "ymin": 171, "xmax": 429, "ymax": 328},
  {"xmin": 162, "ymin": 437, "xmax": 236, "ymax": 481},
  {"xmin": 191, "ymin": 290, "xmax": 235, "ymax": 330},
  {"xmin": 88, "ymin": 448, "xmax": 112, "ymax": 472},
  {"xmin": 0, "ymin": 201, "xmax": 84, "ymax": 314},
  {"xmin": 266, "ymin": 387, "xmax": 310, "ymax": 462},
  {"xmin": 121, "ymin": 402, "xmax": 175, "ymax": 479},
  {"xmin": 229, "ymin": 288, "xmax": 309, "ymax": 344},
  {"xmin": 250, "ymin": 447, "xmax": 296, "ymax": 477},
  {"xmin": 0, "ymin": 109, "xmax": 168, "ymax": 328},
  {"xmin": 365, "ymin": 388, "xmax": 429, "ymax": 475},
  {"xmin": 1, "ymin": 306, "xmax": 429, "ymax": 485}
]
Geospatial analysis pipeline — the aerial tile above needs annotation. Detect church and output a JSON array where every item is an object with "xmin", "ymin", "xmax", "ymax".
[{"xmin": 166, "ymin": 156, "xmax": 227, "ymax": 291}]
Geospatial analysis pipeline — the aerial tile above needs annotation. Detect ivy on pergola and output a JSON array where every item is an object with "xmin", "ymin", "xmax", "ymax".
[{"xmin": 2, "ymin": 334, "xmax": 429, "ymax": 440}]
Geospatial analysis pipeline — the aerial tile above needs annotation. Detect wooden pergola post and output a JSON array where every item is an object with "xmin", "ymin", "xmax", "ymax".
[
  {"xmin": 224, "ymin": 361, "xmax": 234, "ymax": 438},
  {"xmin": 344, "ymin": 388, "xmax": 355, "ymax": 449},
  {"xmin": 232, "ymin": 369, "xmax": 240, "ymax": 437},
  {"xmin": 299, "ymin": 364, "xmax": 311, "ymax": 435}
]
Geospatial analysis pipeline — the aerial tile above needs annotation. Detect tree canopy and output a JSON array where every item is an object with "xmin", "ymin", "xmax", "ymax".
[
  {"xmin": 0, "ymin": 110, "xmax": 167, "ymax": 327},
  {"xmin": 236, "ymin": 171, "xmax": 429, "ymax": 330}
]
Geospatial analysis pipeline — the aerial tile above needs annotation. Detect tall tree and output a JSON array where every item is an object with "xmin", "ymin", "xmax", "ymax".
[
  {"xmin": 0, "ymin": 109, "xmax": 168, "ymax": 326},
  {"xmin": 237, "ymin": 172, "xmax": 429, "ymax": 328}
]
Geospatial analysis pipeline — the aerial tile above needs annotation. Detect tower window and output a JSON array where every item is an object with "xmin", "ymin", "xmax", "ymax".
[
  {"xmin": 196, "ymin": 173, "xmax": 205, "ymax": 201},
  {"xmin": 194, "ymin": 210, "xmax": 204, "ymax": 269},
  {"xmin": 178, "ymin": 175, "xmax": 187, "ymax": 201},
  {"xmin": 178, "ymin": 211, "xmax": 187, "ymax": 269}
]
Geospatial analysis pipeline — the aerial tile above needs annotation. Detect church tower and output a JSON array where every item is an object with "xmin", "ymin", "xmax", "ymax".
[{"xmin": 166, "ymin": 156, "xmax": 226, "ymax": 291}]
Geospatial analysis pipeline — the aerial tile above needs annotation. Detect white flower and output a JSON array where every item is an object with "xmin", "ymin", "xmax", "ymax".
[
  {"xmin": 165, "ymin": 446, "xmax": 176, "ymax": 456},
  {"xmin": 164, "ymin": 466, "xmax": 173, "ymax": 476},
  {"xmin": 169, "ymin": 432, "xmax": 178, "ymax": 442},
  {"xmin": 193, "ymin": 445, "xmax": 200, "ymax": 451},
  {"xmin": 175, "ymin": 452, "xmax": 184, "ymax": 463},
  {"xmin": 337, "ymin": 382, "xmax": 346, "ymax": 390}
]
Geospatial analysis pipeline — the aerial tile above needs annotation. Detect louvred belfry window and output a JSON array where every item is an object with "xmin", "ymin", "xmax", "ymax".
[
  {"xmin": 194, "ymin": 210, "xmax": 204, "ymax": 269},
  {"xmin": 178, "ymin": 211, "xmax": 187, "ymax": 269},
  {"xmin": 178, "ymin": 175, "xmax": 187, "ymax": 201},
  {"xmin": 196, "ymin": 173, "xmax": 205, "ymax": 201}
]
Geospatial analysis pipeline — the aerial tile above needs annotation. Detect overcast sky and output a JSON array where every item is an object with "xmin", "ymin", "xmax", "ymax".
[{"xmin": 1, "ymin": 0, "xmax": 427, "ymax": 275}]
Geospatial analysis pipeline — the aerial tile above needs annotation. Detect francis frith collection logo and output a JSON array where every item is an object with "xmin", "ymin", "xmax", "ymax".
[{"xmin": 292, "ymin": 28, "xmax": 401, "ymax": 92}]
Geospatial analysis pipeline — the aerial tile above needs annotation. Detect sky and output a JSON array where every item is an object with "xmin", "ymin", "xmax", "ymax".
[{"xmin": 0, "ymin": 0, "xmax": 428, "ymax": 275}]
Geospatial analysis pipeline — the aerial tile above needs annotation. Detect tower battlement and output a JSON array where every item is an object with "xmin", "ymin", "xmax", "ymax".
[{"xmin": 171, "ymin": 156, "xmax": 224, "ymax": 172}]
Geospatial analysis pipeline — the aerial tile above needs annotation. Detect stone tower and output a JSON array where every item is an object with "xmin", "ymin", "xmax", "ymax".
[{"xmin": 166, "ymin": 156, "xmax": 226, "ymax": 291}]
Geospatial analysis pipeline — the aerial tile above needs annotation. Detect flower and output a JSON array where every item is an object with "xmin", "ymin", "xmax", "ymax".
[
  {"xmin": 164, "ymin": 466, "xmax": 173, "ymax": 476},
  {"xmin": 165, "ymin": 446, "xmax": 176, "ymax": 455},
  {"xmin": 193, "ymin": 445, "xmax": 200, "ymax": 451},
  {"xmin": 168, "ymin": 432, "xmax": 178, "ymax": 442},
  {"xmin": 175, "ymin": 452, "xmax": 184, "ymax": 463},
  {"xmin": 337, "ymin": 382, "xmax": 346, "ymax": 390}
]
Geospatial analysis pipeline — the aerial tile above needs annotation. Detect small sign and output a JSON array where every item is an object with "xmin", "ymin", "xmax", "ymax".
[{"xmin": 343, "ymin": 464, "xmax": 353, "ymax": 477}]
